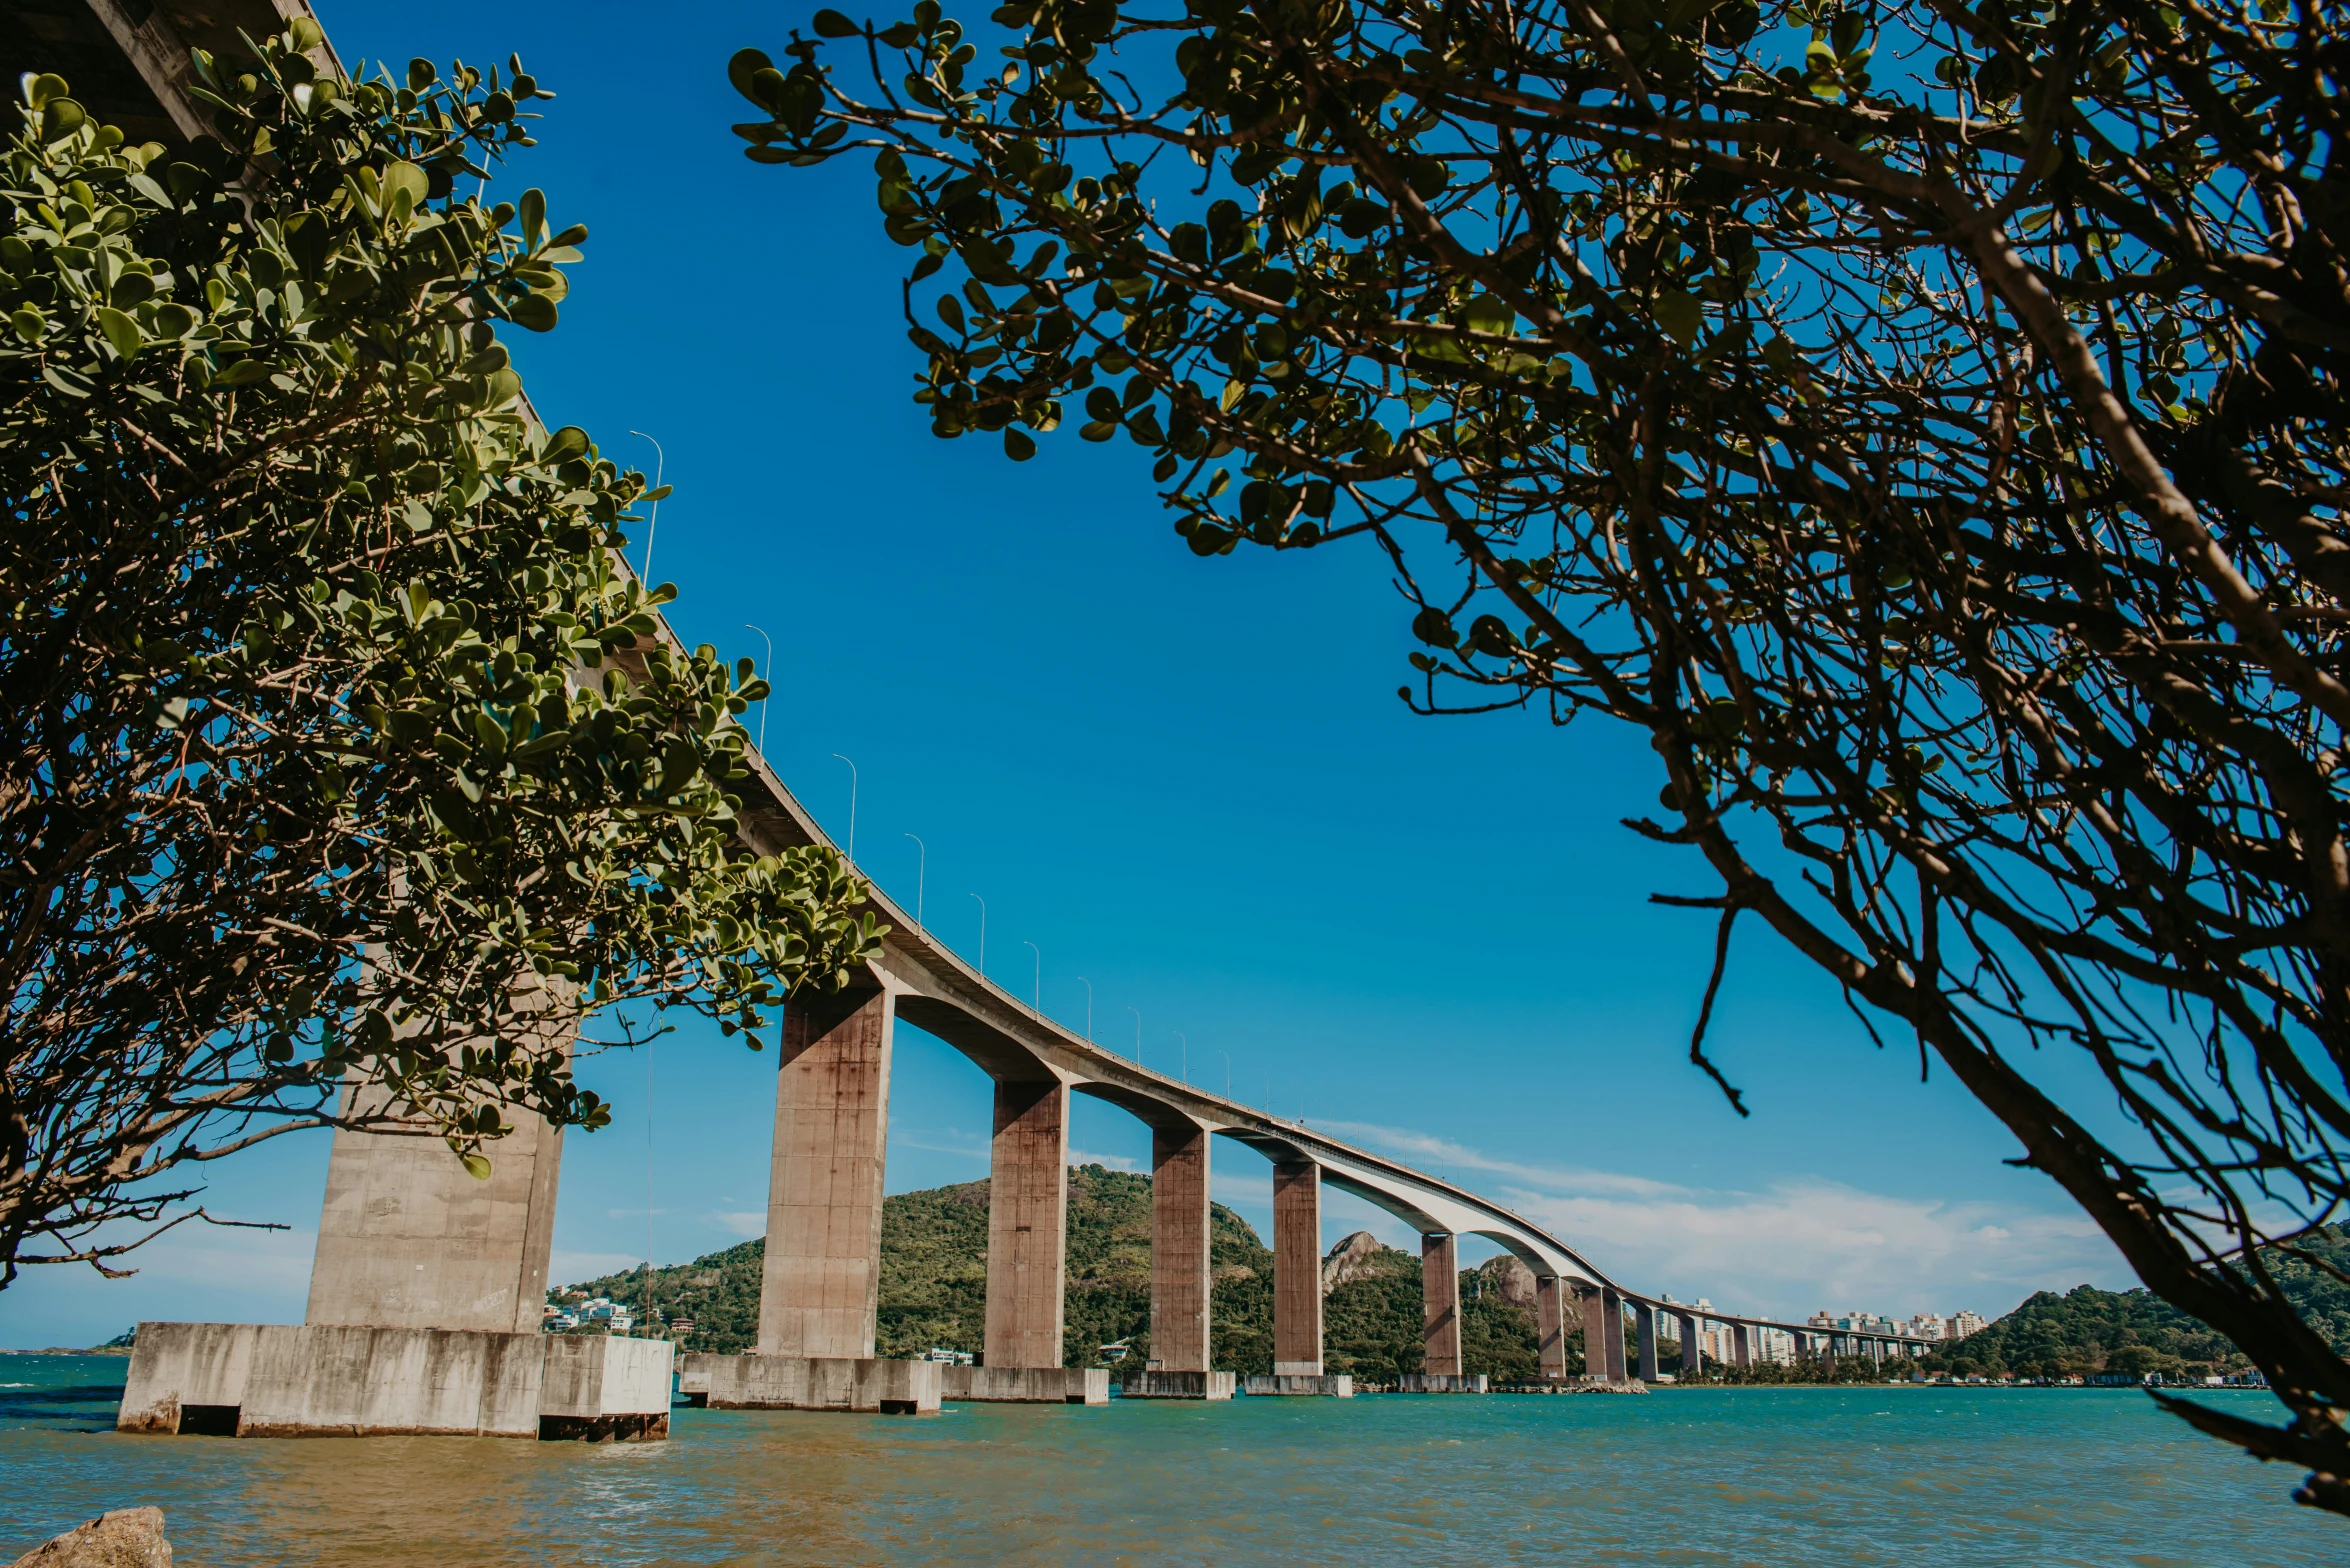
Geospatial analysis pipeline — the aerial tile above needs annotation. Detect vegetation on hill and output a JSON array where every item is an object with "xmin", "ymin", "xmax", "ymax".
[{"xmin": 559, "ymin": 1166, "xmax": 1567, "ymax": 1378}]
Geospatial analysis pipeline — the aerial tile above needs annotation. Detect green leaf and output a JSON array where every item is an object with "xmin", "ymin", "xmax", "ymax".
[
  {"xmin": 813, "ymin": 8, "xmax": 861, "ymax": 35},
  {"xmin": 460, "ymin": 1152, "xmax": 494, "ymax": 1180},
  {"xmin": 518, "ymin": 187, "xmax": 546, "ymax": 246},
  {"xmin": 1652, "ymin": 289, "xmax": 1702, "ymax": 346},
  {"xmin": 509, "ymin": 292, "xmax": 558, "ymax": 331},
  {"xmin": 1004, "ymin": 428, "xmax": 1036, "ymax": 461},
  {"xmin": 95, "ymin": 306, "xmax": 142, "ymax": 359}
]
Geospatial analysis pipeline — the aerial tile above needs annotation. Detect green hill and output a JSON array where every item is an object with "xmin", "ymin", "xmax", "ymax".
[{"xmin": 557, "ymin": 1164, "xmax": 1559, "ymax": 1378}]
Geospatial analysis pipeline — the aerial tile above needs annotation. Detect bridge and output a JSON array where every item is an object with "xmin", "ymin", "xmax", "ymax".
[{"xmin": 35, "ymin": 0, "xmax": 1942, "ymax": 1439}]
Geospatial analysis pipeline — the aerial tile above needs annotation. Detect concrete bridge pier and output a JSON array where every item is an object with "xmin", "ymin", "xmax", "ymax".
[
  {"xmin": 122, "ymin": 1007, "xmax": 670, "ymax": 1440},
  {"xmin": 1246, "ymin": 1160, "xmax": 1350, "ymax": 1396},
  {"xmin": 1535, "ymin": 1276, "xmax": 1570, "ymax": 1381},
  {"xmin": 986, "ymin": 1075, "xmax": 1071, "ymax": 1370},
  {"xmin": 1122, "ymin": 1119, "xmax": 1234, "ymax": 1400},
  {"xmin": 760, "ymin": 988, "xmax": 894, "ymax": 1359},
  {"xmin": 1581, "ymin": 1285, "xmax": 1628, "ymax": 1383},
  {"xmin": 1677, "ymin": 1311, "xmax": 1702, "ymax": 1377},
  {"xmin": 1398, "ymin": 1233, "xmax": 1481, "ymax": 1393},
  {"xmin": 1732, "ymin": 1321, "xmax": 1753, "ymax": 1369},
  {"xmin": 1633, "ymin": 1302, "xmax": 1660, "ymax": 1382}
]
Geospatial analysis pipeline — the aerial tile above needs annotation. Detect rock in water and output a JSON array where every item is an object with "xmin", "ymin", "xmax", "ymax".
[{"xmin": 7, "ymin": 1509, "xmax": 171, "ymax": 1567}]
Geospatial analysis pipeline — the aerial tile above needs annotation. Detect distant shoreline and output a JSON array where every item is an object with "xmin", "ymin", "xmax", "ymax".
[{"xmin": 3, "ymin": 1346, "xmax": 132, "ymax": 1357}]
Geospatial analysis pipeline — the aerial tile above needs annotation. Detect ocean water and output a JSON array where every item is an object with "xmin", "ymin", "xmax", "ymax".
[{"xmin": 0, "ymin": 1354, "xmax": 2335, "ymax": 1566}]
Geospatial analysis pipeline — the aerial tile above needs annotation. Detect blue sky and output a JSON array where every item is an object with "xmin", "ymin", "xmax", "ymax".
[{"xmin": 3, "ymin": 0, "xmax": 2133, "ymax": 1347}]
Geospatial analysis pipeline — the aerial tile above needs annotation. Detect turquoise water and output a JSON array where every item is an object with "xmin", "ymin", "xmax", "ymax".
[{"xmin": 0, "ymin": 1354, "xmax": 2335, "ymax": 1565}]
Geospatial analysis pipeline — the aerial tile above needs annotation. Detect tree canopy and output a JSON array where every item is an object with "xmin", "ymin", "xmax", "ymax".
[
  {"xmin": 0, "ymin": 25, "xmax": 881, "ymax": 1284},
  {"xmin": 732, "ymin": 0, "xmax": 2350, "ymax": 1511}
]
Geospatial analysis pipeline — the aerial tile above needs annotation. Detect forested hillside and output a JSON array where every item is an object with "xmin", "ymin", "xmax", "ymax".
[{"xmin": 558, "ymin": 1165, "xmax": 1561, "ymax": 1378}]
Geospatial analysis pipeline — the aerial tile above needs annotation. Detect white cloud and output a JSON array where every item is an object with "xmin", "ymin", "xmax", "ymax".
[
  {"xmin": 1315, "ymin": 1120, "xmax": 2125, "ymax": 1321},
  {"xmin": 894, "ymin": 1128, "xmax": 988, "ymax": 1161},
  {"xmin": 1070, "ymin": 1148, "xmax": 1138, "ymax": 1172},
  {"xmin": 1318, "ymin": 1120, "xmax": 1688, "ymax": 1199},
  {"xmin": 710, "ymin": 1211, "xmax": 765, "ymax": 1239}
]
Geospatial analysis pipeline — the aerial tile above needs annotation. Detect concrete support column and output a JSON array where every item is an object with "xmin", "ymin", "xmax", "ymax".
[
  {"xmin": 1633, "ymin": 1302, "xmax": 1659, "ymax": 1381},
  {"xmin": 306, "ymin": 1011, "xmax": 574, "ymax": 1334},
  {"xmin": 758, "ymin": 989, "xmax": 895, "ymax": 1358},
  {"xmin": 1535, "ymin": 1276, "xmax": 1570, "ymax": 1381},
  {"xmin": 1271, "ymin": 1161, "xmax": 1323, "ymax": 1376},
  {"xmin": 1678, "ymin": 1312, "xmax": 1702, "ymax": 1376},
  {"xmin": 1580, "ymin": 1285, "xmax": 1627, "ymax": 1381},
  {"xmin": 984, "ymin": 1077, "xmax": 1070, "ymax": 1369},
  {"xmin": 1870, "ymin": 1338, "xmax": 1884, "ymax": 1368},
  {"xmin": 1731, "ymin": 1322, "xmax": 1753, "ymax": 1368},
  {"xmin": 1421, "ymin": 1233, "xmax": 1461, "ymax": 1378},
  {"xmin": 1148, "ymin": 1121, "xmax": 1212, "ymax": 1373}
]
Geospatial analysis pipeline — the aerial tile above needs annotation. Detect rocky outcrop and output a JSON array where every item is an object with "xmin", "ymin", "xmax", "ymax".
[
  {"xmin": 1475, "ymin": 1254, "xmax": 1540, "ymax": 1311},
  {"xmin": 8, "ymin": 1508, "xmax": 171, "ymax": 1568},
  {"xmin": 1321, "ymin": 1230, "xmax": 1412, "ymax": 1293}
]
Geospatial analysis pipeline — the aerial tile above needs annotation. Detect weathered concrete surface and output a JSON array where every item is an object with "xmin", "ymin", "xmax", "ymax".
[
  {"xmin": 1634, "ymin": 1301, "xmax": 1660, "ymax": 1382},
  {"xmin": 1420, "ymin": 1232, "xmax": 1462, "ymax": 1378},
  {"xmin": 1271, "ymin": 1161, "xmax": 1323, "ymax": 1376},
  {"xmin": 6, "ymin": 1507, "xmax": 170, "ymax": 1568},
  {"xmin": 116, "ymin": 1323, "xmax": 666, "ymax": 1440},
  {"xmin": 1396, "ymin": 1373, "xmax": 1489, "ymax": 1393},
  {"xmin": 1242, "ymin": 1373, "xmax": 1353, "ymax": 1397},
  {"xmin": 1120, "ymin": 1369, "xmax": 1235, "ymax": 1399},
  {"xmin": 1535, "ymin": 1276, "xmax": 1569, "ymax": 1380},
  {"xmin": 1677, "ymin": 1311, "xmax": 1702, "ymax": 1375},
  {"xmin": 539, "ymin": 1334, "xmax": 673, "ymax": 1440},
  {"xmin": 1149, "ymin": 1122, "xmax": 1212, "ymax": 1374},
  {"xmin": 1733, "ymin": 1321, "xmax": 1753, "ymax": 1369},
  {"xmin": 306, "ymin": 1019, "xmax": 571, "ymax": 1336},
  {"xmin": 759, "ymin": 989, "xmax": 895, "ymax": 1360},
  {"xmin": 985, "ymin": 1078, "xmax": 1070, "ymax": 1370},
  {"xmin": 938, "ymin": 1366, "xmax": 1108, "ymax": 1404},
  {"xmin": 679, "ymin": 1353, "xmax": 939, "ymax": 1413}
]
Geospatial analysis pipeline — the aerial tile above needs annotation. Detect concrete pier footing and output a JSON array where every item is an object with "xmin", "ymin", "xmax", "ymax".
[
  {"xmin": 1677, "ymin": 1311, "xmax": 1702, "ymax": 1376},
  {"xmin": 1397, "ymin": 1373, "xmax": 1489, "ymax": 1393},
  {"xmin": 117, "ymin": 1322, "xmax": 670, "ymax": 1440},
  {"xmin": 676, "ymin": 1352, "xmax": 939, "ymax": 1413},
  {"xmin": 1243, "ymin": 1373, "xmax": 1354, "ymax": 1397},
  {"xmin": 1120, "ymin": 1370, "xmax": 1236, "ymax": 1399},
  {"xmin": 940, "ymin": 1365, "xmax": 1109, "ymax": 1404}
]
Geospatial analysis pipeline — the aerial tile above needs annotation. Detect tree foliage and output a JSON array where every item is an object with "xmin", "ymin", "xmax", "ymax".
[
  {"xmin": 736, "ymin": 0, "xmax": 2350, "ymax": 1509},
  {"xmin": 0, "ymin": 26, "xmax": 883, "ymax": 1284}
]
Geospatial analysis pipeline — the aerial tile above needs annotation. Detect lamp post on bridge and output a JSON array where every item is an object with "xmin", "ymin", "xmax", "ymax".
[
  {"xmin": 969, "ymin": 892, "xmax": 986, "ymax": 975},
  {"xmin": 628, "ymin": 429, "xmax": 664, "ymax": 584},
  {"xmin": 831, "ymin": 753, "xmax": 857, "ymax": 860},
  {"xmin": 1126, "ymin": 1006, "xmax": 1141, "ymax": 1066},
  {"xmin": 1074, "ymin": 977, "xmax": 1093, "ymax": 1041},
  {"xmin": 1022, "ymin": 941, "xmax": 1042, "ymax": 1017},
  {"xmin": 1173, "ymin": 1032, "xmax": 1187, "ymax": 1084},
  {"xmin": 903, "ymin": 833, "xmax": 925, "ymax": 926},
  {"xmin": 743, "ymin": 623, "xmax": 772, "ymax": 755},
  {"xmin": 1217, "ymin": 1050, "xmax": 1231, "ymax": 1100}
]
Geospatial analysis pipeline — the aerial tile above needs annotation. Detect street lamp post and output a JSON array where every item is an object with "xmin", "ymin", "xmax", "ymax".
[
  {"xmin": 1173, "ymin": 1032, "xmax": 1187, "ymax": 1084},
  {"xmin": 1217, "ymin": 1050, "xmax": 1231, "ymax": 1100},
  {"xmin": 1125, "ymin": 1006, "xmax": 1142, "ymax": 1068},
  {"xmin": 831, "ymin": 753, "xmax": 857, "ymax": 860},
  {"xmin": 902, "ymin": 834, "xmax": 925, "ymax": 926},
  {"xmin": 628, "ymin": 430, "xmax": 664, "ymax": 585},
  {"xmin": 1074, "ymin": 976, "xmax": 1093, "ymax": 1041},
  {"xmin": 1022, "ymin": 940, "xmax": 1042, "ymax": 1017},
  {"xmin": 743, "ymin": 623, "xmax": 772, "ymax": 755},
  {"xmin": 969, "ymin": 893, "xmax": 986, "ymax": 975}
]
